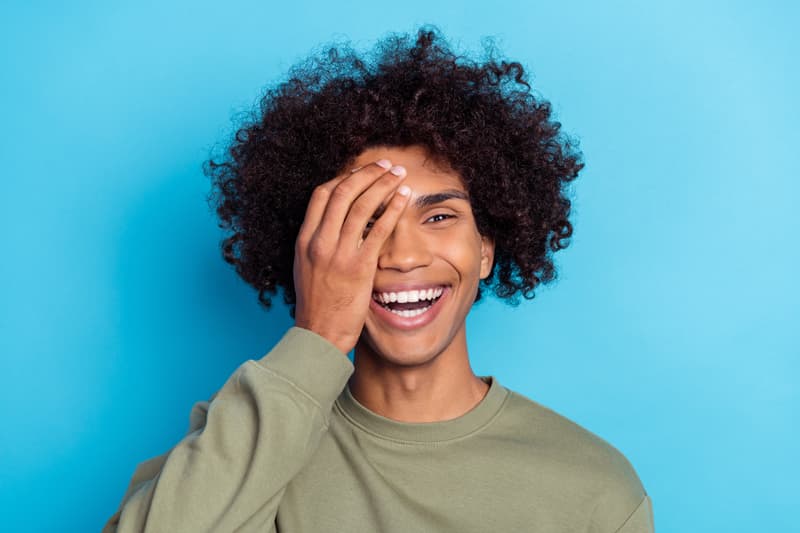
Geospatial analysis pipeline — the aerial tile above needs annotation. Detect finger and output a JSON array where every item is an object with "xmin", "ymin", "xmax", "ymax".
[
  {"xmin": 339, "ymin": 165, "xmax": 408, "ymax": 246},
  {"xmin": 297, "ymin": 160, "xmax": 389, "ymax": 244},
  {"xmin": 316, "ymin": 160, "xmax": 399, "ymax": 244},
  {"xmin": 297, "ymin": 185, "xmax": 334, "ymax": 244},
  {"xmin": 359, "ymin": 185, "xmax": 412, "ymax": 257}
]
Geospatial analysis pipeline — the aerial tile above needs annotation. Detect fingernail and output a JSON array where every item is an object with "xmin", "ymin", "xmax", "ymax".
[
  {"xmin": 397, "ymin": 185, "xmax": 411, "ymax": 196},
  {"xmin": 376, "ymin": 159, "xmax": 392, "ymax": 169},
  {"xmin": 390, "ymin": 165, "xmax": 406, "ymax": 177}
]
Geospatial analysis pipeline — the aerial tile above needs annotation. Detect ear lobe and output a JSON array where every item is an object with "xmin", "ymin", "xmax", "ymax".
[{"xmin": 479, "ymin": 236, "xmax": 495, "ymax": 279}]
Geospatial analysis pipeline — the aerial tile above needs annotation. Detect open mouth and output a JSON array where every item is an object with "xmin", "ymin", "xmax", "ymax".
[{"xmin": 371, "ymin": 286, "xmax": 446, "ymax": 318}]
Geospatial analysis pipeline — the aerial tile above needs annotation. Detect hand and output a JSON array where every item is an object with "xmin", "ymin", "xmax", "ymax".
[{"xmin": 293, "ymin": 160, "xmax": 411, "ymax": 354}]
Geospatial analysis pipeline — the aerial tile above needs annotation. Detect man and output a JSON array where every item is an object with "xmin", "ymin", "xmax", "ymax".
[{"xmin": 105, "ymin": 27, "xmax": 654, "ymax": 532}]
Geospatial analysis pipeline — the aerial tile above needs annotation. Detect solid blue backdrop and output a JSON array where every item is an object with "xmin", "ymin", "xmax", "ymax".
[{"xmin": 1, "ymin": 1, "xmax": 797, "ymax": 531}]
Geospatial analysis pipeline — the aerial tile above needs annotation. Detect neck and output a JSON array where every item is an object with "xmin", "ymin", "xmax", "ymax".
[{"xmin": 349, "ymin": 330, "xmax": 490, "ymax": 423}]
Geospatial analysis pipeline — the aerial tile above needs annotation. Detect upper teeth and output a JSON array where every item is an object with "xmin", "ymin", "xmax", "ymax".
[{"xmin": 373, "ymin": 287, "xmax": 444, "ymax": 304}]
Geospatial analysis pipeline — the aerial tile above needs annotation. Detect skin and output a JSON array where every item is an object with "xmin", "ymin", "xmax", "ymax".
[{"xmin": 294, "ymin": 144, "xmax": 495, "ymax": 423}]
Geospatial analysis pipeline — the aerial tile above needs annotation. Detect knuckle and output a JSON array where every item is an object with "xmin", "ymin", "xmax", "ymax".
[
  {"xmin": 348, "ymin": 201, "xmax": 370, "ymax": 219},
  {"xmin": 365, "ymin": 222, "xmax": 387, "ymax": 240},
  {"xmin": 311, "ymin": 184, "xmax": 332, "ymax": 202},
  {"xmin": 307, "ymin": 238, "xmax": 328, "ymax": 259},
  {"xmin": 294, "ymin": 232, "xmax": 308, "ymax": 250},
  {"xmin": 313, "ymin": 184, "xmax": 330, "ymax": 196},
  {"xmin": 332, "ymin": 183, "xmax": 353, "ymax": 199}
]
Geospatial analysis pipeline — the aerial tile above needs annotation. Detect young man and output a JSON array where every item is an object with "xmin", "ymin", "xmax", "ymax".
[{"xmin": 105, "ymin": 28, "xmax": 654, "ymax": 532}]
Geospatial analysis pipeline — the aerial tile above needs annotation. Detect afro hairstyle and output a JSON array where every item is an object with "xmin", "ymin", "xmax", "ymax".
[{"xmin": 206, "ymin": 26, "xmax": 584, "ymax": 318}]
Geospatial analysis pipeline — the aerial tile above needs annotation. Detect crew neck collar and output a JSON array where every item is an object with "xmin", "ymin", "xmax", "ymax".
[{"xmin": 335, "ymin": 376, "xmax": 509, "ymax": 444}]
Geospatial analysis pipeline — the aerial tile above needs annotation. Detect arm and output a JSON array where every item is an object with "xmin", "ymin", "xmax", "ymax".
[
  {"xmin": 104, "ymin": 158, "xmax": 409, "ymax": 532},
  {"xmin": 102, "ymin": 326, "xmax": 353, "ymax": 533}
]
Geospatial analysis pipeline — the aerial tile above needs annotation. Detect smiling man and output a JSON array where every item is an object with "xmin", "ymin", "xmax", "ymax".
[
  {"xmin": 344, "ymin": 146, "xmax": 494, "ymax": 424},
  {"xmin": 105, "ymin": 27, "xmax": 654, "ymax": 532}
]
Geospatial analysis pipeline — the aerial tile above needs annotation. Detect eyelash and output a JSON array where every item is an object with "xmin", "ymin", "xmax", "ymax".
[
  {"xmin": 365, "ymin": 213, "xmax": 455, "ymax": 229},
  {"xmin": 427, "ymin": 213, "xmax": 455, "ymax": 223}
]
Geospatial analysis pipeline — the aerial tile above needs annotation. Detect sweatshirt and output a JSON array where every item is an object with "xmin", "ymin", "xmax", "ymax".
[{"xmin": 104, "ymin": 327, "xmax": 654, "ymax": 532}]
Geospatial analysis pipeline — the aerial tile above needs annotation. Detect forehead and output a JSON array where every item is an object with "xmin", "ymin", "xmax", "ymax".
[{"xmin": 351, "ymin": 145, "xmax": 466, "ymax": 193}]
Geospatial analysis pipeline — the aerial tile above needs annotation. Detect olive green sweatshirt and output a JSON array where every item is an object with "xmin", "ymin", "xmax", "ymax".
[{"xmin": 104, "ymin": 327, "xmax": 654, "ymax": 532}]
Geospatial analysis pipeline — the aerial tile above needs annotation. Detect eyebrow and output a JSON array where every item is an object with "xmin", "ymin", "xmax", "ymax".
[
  {"xmin": 411, "ymin": 189, "xmax": 470, "ymax": 209},
  {"xmin": 371, "ymin": 189, "xmax": 469, "ymax": 219}
]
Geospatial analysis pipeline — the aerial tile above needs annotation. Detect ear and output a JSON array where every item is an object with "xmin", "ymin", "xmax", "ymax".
[{"xmin": 479, "ymin": 235, "xmax": 495, "ymax": 280}]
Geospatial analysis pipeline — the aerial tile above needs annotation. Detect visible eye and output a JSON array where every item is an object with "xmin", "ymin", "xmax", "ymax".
[{"xmin": 427, "ymin": 214, "xmax": 455, "ymax": 223}]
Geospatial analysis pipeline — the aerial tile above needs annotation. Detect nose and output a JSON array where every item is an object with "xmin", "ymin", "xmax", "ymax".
[{"xmin": 377, "ymin": 219, "xmax": 433, "ymax": 272}]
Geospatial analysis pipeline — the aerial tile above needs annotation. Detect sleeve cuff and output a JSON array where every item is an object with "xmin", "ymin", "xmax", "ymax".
[{"xmin": 253, "ymin": 326, "xmax": 354, "ymax": 409}]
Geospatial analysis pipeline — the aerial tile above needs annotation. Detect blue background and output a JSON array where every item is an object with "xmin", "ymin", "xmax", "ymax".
[{"xmin": 1, "ymin": 1, "xmax": 797, "ymax": 531}]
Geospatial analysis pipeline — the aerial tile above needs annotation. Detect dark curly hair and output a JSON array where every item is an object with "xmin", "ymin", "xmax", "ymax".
[{"xmin": 206, "ymin": 26, "xmax": 583, "ymax": 318}]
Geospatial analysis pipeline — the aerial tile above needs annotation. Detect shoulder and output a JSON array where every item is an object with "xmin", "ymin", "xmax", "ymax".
[
  {"xmin": 501, "ymin": 388, "xmax": 643, "ymax": 483},
  {"xmin": 496, "ymin": 387, "xmax": 650, "ymax": 530}
]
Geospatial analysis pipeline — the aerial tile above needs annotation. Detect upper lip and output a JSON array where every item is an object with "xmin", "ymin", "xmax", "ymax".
[{"xmin": 372, "ymin": 283, "xmax": 449, "ymax": 294}]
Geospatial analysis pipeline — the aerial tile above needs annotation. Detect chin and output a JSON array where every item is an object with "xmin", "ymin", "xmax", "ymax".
[{"xmin": 358, "ymin": 327, "xmax": 444, "ymax": 368}]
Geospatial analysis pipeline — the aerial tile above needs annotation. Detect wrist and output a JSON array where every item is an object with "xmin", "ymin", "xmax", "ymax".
[{"xmin": 293, "ymin": 321, "xmax": 354, "ymax": 355}]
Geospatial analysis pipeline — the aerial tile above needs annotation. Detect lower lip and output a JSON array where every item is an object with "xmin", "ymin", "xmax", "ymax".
[{"xmin": 369, "ymin": 287, "xmax": 450, "ymax": 331}]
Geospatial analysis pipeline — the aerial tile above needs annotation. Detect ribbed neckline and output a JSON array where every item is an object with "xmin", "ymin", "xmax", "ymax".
[{"xmin": 335, "ymin": 376, "xmax": 509, "ymax": 444}]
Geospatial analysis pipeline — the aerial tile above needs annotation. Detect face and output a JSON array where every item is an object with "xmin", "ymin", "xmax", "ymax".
[{"xmin": 351, "ymin": 145, "xmax": 495, "ymax": 368}]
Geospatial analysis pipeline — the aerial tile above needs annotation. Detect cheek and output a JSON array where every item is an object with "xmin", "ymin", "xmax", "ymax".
[{"xmin": 437, "ymin": 234, "xmax": 484, "ymax": 279}]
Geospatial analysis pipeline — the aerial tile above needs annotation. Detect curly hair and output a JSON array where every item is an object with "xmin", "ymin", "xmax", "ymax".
[{"xmin": 206, "ymin": 26, "xmax": 583, "ymax": 318}]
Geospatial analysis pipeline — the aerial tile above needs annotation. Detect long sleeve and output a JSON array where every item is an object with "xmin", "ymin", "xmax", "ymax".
[{"xmin": 102, "ymin": 327, "xmax": 354, "ymax": 533}]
